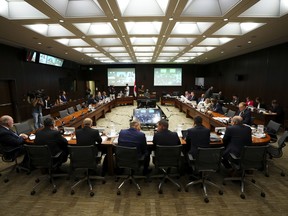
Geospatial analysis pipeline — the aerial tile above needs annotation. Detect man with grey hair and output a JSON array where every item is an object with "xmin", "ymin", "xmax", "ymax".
[
  {"xmin": 222, "ymin": 116, "xmax": 252, "ymax": 168},
  {"xmin": 118, "ymin": 120, "xmax": 150, "ymax": 175},
  {"xmin": 76, "ymin": 118, "xmax": 102, "ymax": 147}
]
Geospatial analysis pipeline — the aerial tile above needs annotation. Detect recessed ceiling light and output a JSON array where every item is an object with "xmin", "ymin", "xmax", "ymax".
[
  {"xmin": 169, "ymin": 17, "xmax": 173, "ymax": 21},
  {"xmin": 37, "ymin": 42, "xmax": 42, "ymax": 45},
  {"xmin": 65, "ymin": 52, "xmax": 68, "ymax": 54},
  {"xmin": 59, "ymin": 20, "xmax": 64, "ymax": 23},
  {"xmin": 248, "ymin": 41, "xmax": 252, "ymax": 43},
  {"xmin": 114, "ymin": 18, "xmax": 118, "ymax": 21},
  {"xmin": 203, "ymin": 35, "xmax": 206, "ymax": 38},
  {"xmin": 82, "ymin": 36, "xmax": 85, "ymax": 38},
  {"xmin": 224, "ymin": 18, "xmax": 228, "ymax": 21},
  {"xmin": 221, "ymin": 51, "xmax": 224, "ymax": 54}
]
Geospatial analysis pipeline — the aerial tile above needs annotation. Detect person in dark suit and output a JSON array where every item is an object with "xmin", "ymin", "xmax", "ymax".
[
  {"xmin": 204, "ymin": 86, "xmax": 213, "ymax": 99},
  {"xmin": 34, "ymin": 118, "xmax": 68, "ymax": 165},
  {"xmin": 269, "ymin": 100, "xmax": 285, "ymax": 125},
  {"xmin": 222, "ymin": 116, "xmax": 252, "ymax": 168},
  {"xmin": 237, "ymin": 102, "xmax": 252, "ymax": 125},
  {"xmin": 118, "ymin": 120, "xmax": 150, "ymax": 175},
  {"xmin": 231, "ymin": 95, "xmax": 239, "ymax": 106},
  {"xmin": 153, "ymin": 119, "xmax": 181, "ymax": 148},
  {"xmin": 255, "ymin": 97, "xmax": 266, "ymax": 110},
  {"xmin": 211, "ymin": 98, "xmax": 224, "ymax": 114},
  {"xmin": 185, "ymin": 116, "xmax": 210, "ymax": 157},
  {"xmin": 76, "ymin": 118, "xmax": 102, "ymax": 147},
  {"xmin": 0, "ymin": 115, "xmax": 28, "ymax": 150}
]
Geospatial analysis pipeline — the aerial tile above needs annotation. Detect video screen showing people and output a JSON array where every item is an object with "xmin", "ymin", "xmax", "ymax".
[{"xmin": 133, "ymin": 108, "xmax": 161, "ymax": 125}]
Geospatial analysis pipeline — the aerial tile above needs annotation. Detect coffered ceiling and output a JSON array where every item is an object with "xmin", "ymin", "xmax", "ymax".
[{"xmin": 0, "ymin": 0, "xmax": 288, "ymax": 65}]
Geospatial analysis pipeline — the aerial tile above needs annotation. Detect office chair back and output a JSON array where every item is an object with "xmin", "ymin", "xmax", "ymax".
[
  {"xmin": 76, "ymin": 104, "xmax": 82, "ymax": 111},
  {"xmin": 67, "ymin": 107, "xmax": 75, "ymax": 114},
  {"xmin": 277, "ymin": 131, "xmax": 288, "ymax": 148},
  {"xmin": 194, "ymin": 147, "xmax": 224, "ymax": 172},
  {"xmin": 155, "ymin": 145, "xmax": 182, "ymax": 168},
  {"xmin": 24, "ymin": 145, "xmax": 54, "ymax": 169},
  {"xmin": 42, "ymin": 114, "xmax": 52, "ymax": 123},
  {"xmin": 68, "ymin": 145, "xmax": 99, "ymax": 169},
  {"xmin": 268, "ymin": 131, "xmax": 288, "ymax": 158},
  {"xmin": 115, "ymin": 145, "xmax": 139, "ymax": 170},
  {"xmin": 240, "ymin": 145, "xmax": 268, "ymax": 170},
  {"xmin": 59, "ymin": 110, "xmax": 69, "ymax": 118},
  {"xmin": 14, "ymin": 121, "xmax": 33, "ymax": 134},
  {"xmin": 225, "ymin": 110, "xmax": 236, "ymax": 118},
  {"xmin": 222, "ymin": 106, "xmax": 228, "ymax": 114},
  {"xmin": 266, "ymin": 120, "xmax": 281, "ymax": 134}
]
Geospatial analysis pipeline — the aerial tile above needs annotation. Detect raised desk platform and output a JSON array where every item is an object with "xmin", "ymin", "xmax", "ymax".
[{"xmin": 115, "ymin": 96, "xmax": 134, "ymax": 106}]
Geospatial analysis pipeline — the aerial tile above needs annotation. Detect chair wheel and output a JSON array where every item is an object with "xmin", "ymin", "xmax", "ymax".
[
  {"xmin": 177, "ymin": 188, "xmax": 181, "ymax": 192},
  {"xmin": 16, "ymin": 168, "xmax": 20, "ymax": 173},
  {"xmin": 219, "ymin": 190, "xmax": 223, "ymax": 195},
  {"xmin": 31, "ymin": 190, "xmax": 36, "ymax": 195},
  {"xmin": 117, "ymin": 190, "xmax": 121, "ymax": 195},
  {"xmin": 251, "ymin": 179, "xmax": 256, "ymax": 184},
  {"xmin": 102, "ymin": 180, "xmax": 106, "ymax": 184},
  {"xmin": 222, "ymin": 182, "xmax": 226, "ymax": 185},
  {"xmin": 185, "ymin": 188, "xmax": 189, "ymax": 192},
  {"xmin": 4, "ymin": 179, "xmax": 9, "ymax": 183},
  {"xmin": 52, "ymin": 188, "xmax": 57, "ymax": 193},
  {"xmin": 281, "ymin": 172, "xmax": 285, "ymax": 177},
  {"xmin": 26, "ymin": 171, "xmax": 31, "ymax": 175},
  {"xmin": 204, "ymin": 197, "xmax": 209, "ymax": 203},
  {"xmin": 265, "ymin": 173, "xmax": 269, "ymax": 177},
  {"xmin": 240, "ymin": 194, "xmax": 245, "ymax": 199},
  {"xmin": 35, "ymin": 178, "xmax": 40, "ymax": 183},
  {"xmin": 158, "ymin": 189, "xmax": 163, "ymax": 194},
  {"xmin": 137, "ymin": 191, "xmax": 141, "ymax": 196},
  {"xmin": 90, "ymin": 192, "xmax": 94, "ymax": 197},
  {"xmin": 71, "ymin": 190, "xmax": 75, "ymax": 195},
  {"xmin": 261, "ymin": 192, "xmax": 266, "ymax": 197},
  {"xmin": 115, "ymin": 177, "xmax": 119, "ymax": 182}
]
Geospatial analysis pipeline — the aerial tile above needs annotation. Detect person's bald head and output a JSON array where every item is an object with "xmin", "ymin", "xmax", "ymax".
[
  {"xmin": 0, "ymin": 115, "xmax": 14, "ymax": 128},
  {"xmin": 83, "ymin": 118, "xmax": 93, "ymax": 127},
  {"xmin": 238, "ymin": 102, "xmax": 246, "ymax": 111}
]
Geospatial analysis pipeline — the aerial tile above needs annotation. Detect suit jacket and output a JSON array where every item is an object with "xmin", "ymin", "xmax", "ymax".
[
  {"xmin": 237, "ymin": 108, "xmax": 252, "ymax": 125},
  {"xmin": 76, "ymin": 126, "xmax": 102, "ymax": 146},
  {"xmin": 222, "ymin": 124, "xmax": 252, "ymax": 159},
  {"xmin": 186, "ymin": 125, "xmax": 210, "ymax": 157},
  {"xmin": 35, "ymin": 127, "xmax": 68, "ymax": 156},
  {"xmin": 118, "ymin": 128, "xmax": 148, "ymax": 158},
  {"xmin": 0, "ymin": 125, "xmax": 25, "ymax": 150},
  {"xmin": 153, "ymin": 129, "xmax": 181, "ymax": 148},
  {"xmin": 213, "ymin": 103, "xmax": 224, "ymax": 114}
]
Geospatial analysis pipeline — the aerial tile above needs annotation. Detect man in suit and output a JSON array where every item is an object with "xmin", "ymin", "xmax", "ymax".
[
  {"xmin": 153, "ymin": 119, "xmax": 181, "ymax": 148},
  {"xmin": 222, "ymin": 116, "xmax": 252, "ymax": 168},
  {"xmin": 185, "ymin": 116, "xmax": 210, "ymax": 157},
  {"xmin": 0, "ymin": 115, "xmax": 29, "ymax": 166},
  {"xmin": 118, "ymin": 120, "xmax": 150, "ymax": 175},
  {"xmin": 237, "ymin": 102, "xmax": 252, "ymax": 125},
  {"xmin": 0, "ymin": 115, "xmax": 28, "ymax": 149},
  {"xmin": 76, "ymin": 118, "xmax": 102, "ymax": 147},
  {"xmin": 34, "ymin": 118, "xmax": 68, "ymax": 165}
]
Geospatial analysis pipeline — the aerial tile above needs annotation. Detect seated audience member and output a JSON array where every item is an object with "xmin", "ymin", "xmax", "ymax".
[
  {"xmin": 95, "ymin": 91, "xmax": 103, "ymax": 102},
  {"xmin": 144, "ymin": 89, "xmax": 150, "ymax": 98},
  {"xmin": 237, "ymin": 102, "xmax": 252, "ymax": 125},
  {"xmin": 197, "ymin": 94, "xmax": 205, "ymax": 103},
  {"xmin": 245, "ymin": 96, "xmax": 254, "ymax": 107},
  {"xmin": 211, "ymin": 98, "xmax": 224, "ymax": 114},
  {"xmin": 34, "ymin": 118, "xmax": 68, "ymax": 166},
  {"xmin": 0, "ymin": 115, "xmax": 29, "ymax": 165},
  {"xmin": 118, "ymin": 120, "xmax": 150, "ymax": 175},
  {"xmin": 102, "ymin": 91, "xmax": 108, "ymax": 99},
  {"xmin": 189, "ymin": 91, "xmax": 197, "ymax": 101},
  {"xmin": 269, "ymin": 100, "xmax": 285, "ymax": 124},
  {"xmin": 255, "ymin": 97, "xmax": 266, "ymax": 110},
  {"xmin": 59, "ymin": 91, "xmax": 68, "ymax": 103},
  {"xmin": 153, "ymin": 119, "xmax": 181, "ymax": 148},
  {"xmin": 222, "ymin": 116, "xmax": 252, "ymax": 168},
  {"xmin": 231, "ymin": 95, "xmax": 239, "ymax": 106},
  {"xmin": 184, "ymin": 91, "xmax": 190, "ymax": 99},
  {"xmin": 44, "ymin": 96, "xmax": 52, "ymax": 109},
  {"xmin": 218, "ymin": 91, "xmax": 224, "ymax": 101},
  {"xmin": 185, "ymin": 116, "xmax": 210, "ymax": 158},
  {"xmin": 87, "ymin": 94, "xmax": 97, "ymax": 105}
]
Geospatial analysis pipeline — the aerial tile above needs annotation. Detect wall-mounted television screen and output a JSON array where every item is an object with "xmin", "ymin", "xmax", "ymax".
[
  {"xmin": 107, "ymin": 68, "xmax": 135, "ymax": 86},
  {"xmin": 39, "ymin": 53, "xmax": 64, "ymax": 67},
  {"xmin": 154, "ymin": 68, "xmax": 182, "ymax": 86},
  {"xmin": 133, "ymin": 108, "xmax": 161, "ymax": 125},
  {"xmin": 25, "ymin": 50, "xmax": 37, "ymax": 62}
]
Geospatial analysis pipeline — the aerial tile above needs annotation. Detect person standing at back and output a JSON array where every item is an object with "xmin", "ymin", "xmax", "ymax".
[
  {"xmin": 185, "ymin": 116, "xmax": 210, "ymax": 157},
  {"xmin": 153, "ymin": 119, "xmax": 181, "ymax": 148}
]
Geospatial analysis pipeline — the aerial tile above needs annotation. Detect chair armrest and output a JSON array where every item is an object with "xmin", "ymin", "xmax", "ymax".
[
  {"xmin": 229, "ymin": 153, "xmax": 240, "ymax": 160},
  {"xmin": 151, "ymin": 151, "xmax": 155, "ymax": 157},
  {"xmin": 52, "ymin": 151, "xmax": 63, "ymax": 159},
  {"xmin": 188, "ymin": 153, "xmax": 195, "ymax": 161}
]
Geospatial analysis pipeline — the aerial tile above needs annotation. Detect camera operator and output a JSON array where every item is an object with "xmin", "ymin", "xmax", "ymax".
[{"xmin": 30, "ymin": 90, "xmax": 44, "ymax": 129}]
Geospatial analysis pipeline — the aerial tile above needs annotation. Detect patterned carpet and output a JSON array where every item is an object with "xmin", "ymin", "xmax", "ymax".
[{"xmin": 1, "ymin": 103, "xmax": 288, "ymax": 216}]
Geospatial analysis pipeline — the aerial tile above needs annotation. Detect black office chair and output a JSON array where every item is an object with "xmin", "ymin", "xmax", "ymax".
[
  {"xmin": 42, "ymin": 114, "xmax": 52, "ymax": 123},
  {"xmin": 222, "ymin": 106, "xmax": 228, "ymax": 114},
  {"xmin": 223, "ymin": 145, "xmax": 268, "ymax": 199},
  {"xmin": 153, "ymin": 145, "xmax": 182, "ymax": 194},
  {"xmin": 266, "ymin": 131, "xmax": 288, "ymax": 177},
  {"xmin": 24, "ymin": 144, "xmax": 67, "ymax": 195},
  {"xmin": 265, "ymin": 120, "xmax": 281, "ymax": 143},
  {"xmin": 76, "ymin": 104, "xmax": 82, "ymax": 111},
  {"xmin": 59, "ymin": 109, "xmax": 69, "ymax": 118},
  {"xmin": 114, "ymin": 145, "xmax": 145, "ymax": 196},
  {"xmin": 0, "ymin": 145, "xmax": 29, "ymax": 183},
  {"xmin": 185, "ymin": 147, "xmax": 224, "ymax": 203},
  {"xmin": 67, "ymin": 107, "xmax": 75, "ymax": 114},
  {"xmin": 225, "ymin": 109, "xmax": 236, "ymax": 118},
  {"xmin": 68, "ymin": 145, "xmax": 105, "ymax": 197},
  {"xmin": 14, "ymin": 120, "xmax": 33, "ymax": 134}
]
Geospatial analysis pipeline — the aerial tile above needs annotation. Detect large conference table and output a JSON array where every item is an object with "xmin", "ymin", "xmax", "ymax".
[{"xmin": 28, "ymin": 98, "xmax": 271, "ymax": 175}]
